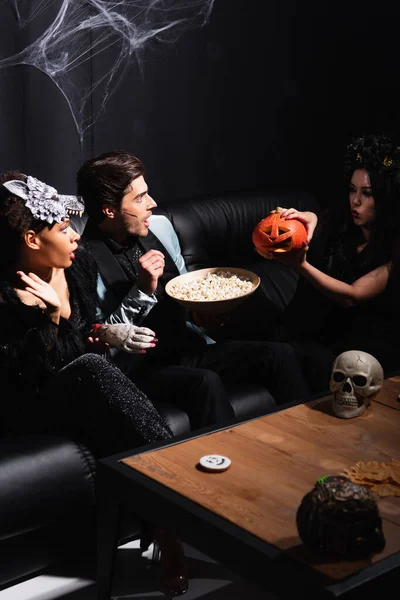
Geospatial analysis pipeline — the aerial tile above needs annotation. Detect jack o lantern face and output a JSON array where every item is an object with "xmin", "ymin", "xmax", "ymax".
[{"xmin": 252, "ymin": 210, "xmax": 307, "ymax": 256}]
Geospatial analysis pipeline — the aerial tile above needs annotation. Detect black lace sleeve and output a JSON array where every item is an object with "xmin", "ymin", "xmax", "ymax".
[
  {"xmin": 0, "ymin": 290, "xmax": 59, "ymax": 386},
  {"xmin": 0, "ymin": 245, "xmax": 102, "ymax": 394}
]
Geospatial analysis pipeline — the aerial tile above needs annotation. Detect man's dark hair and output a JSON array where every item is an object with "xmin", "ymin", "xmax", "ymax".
[{"xmin": 77, "ymin": 150, "xmax": 145, "ymax": 223}]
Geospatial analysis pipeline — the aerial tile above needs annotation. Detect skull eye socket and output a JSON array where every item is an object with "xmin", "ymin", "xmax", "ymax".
[
  {"xmin": 352, "ymin": 375, "xmax": 368, "ymax": 387},
  {"xmin": 333, "ymin": 371, "xmax": 345, "ymax": 383}
]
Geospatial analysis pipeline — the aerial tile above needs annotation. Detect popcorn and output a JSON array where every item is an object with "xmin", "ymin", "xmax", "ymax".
[{"xmin": 169, "ymin": 270, "xmax": 253, "ymax": 302}]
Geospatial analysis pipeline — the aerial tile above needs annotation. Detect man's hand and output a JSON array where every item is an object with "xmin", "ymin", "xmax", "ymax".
[
  {"xmin": 95, "ymin": 323, "xmax": 157, "ymax": 354},
  {"xmin": 137, "ymin": 249, "xmax": 165, "ymax": 296}
]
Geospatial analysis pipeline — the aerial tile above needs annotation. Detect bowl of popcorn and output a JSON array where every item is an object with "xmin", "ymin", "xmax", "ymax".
[{"xmin": 165, "ymin": 267, "xmax": 260, "ymax": 314}]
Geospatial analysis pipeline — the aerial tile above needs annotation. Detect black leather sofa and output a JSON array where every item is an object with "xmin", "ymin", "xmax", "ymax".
[
  {"xmin": 0, "ymin": 187, "xmax": 319, "ymax": 589},
  {"xmin": 156, "ymin": 188, "xmax": 319, "ymax": 420}
]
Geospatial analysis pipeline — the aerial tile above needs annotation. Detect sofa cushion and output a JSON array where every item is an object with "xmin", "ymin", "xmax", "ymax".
[
  {"xmin": 153, "ymin": 401, "xmax": 191, "ymax": 436},
  {"xmin": 0, "ymin": 436, "xmax": 96, "ymax": 540},
  {"xmin": 226, "ymin": 382, "xmax": 276, "ymax": 420}
]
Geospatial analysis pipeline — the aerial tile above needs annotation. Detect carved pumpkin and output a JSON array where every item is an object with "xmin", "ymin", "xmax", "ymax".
[{"xmin": 252, "ymin": 208, "xmax": 307, "ymax": 257}]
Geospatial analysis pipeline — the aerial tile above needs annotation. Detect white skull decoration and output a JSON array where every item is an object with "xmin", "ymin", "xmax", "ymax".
[{"xmin": 330, "ymin": 351, "xmax": 384, "ymax": 419}]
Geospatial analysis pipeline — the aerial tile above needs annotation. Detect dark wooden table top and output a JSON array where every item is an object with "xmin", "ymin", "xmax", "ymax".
[{"xmin": 122, "ymin": 377, "xmax": 400, "ymax": 584}]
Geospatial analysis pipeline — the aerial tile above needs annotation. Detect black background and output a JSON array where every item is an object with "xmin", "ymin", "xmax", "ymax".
[{"xmin": 0, "ymin": 1, "xmax": 399, "ymax": 208}]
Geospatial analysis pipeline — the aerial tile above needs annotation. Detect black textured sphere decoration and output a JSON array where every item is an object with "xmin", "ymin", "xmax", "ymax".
[{"xmin": 296, "ymin": 475, "xmax": 385, "ymax": 558}]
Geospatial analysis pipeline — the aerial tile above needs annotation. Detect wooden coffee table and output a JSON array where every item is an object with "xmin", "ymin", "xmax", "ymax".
[{"xmin": 96, "ymin": 377, "xmax": 400, "ymax": 599}]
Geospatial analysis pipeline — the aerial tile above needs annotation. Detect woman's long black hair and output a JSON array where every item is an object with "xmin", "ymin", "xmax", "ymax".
[
  {"xmin": 322, "ymin": 134, "xmax": 400, "ymax": 281},
  {"xmin": 0, "ymin": 170, "xmax": 98, "ymax": 331}
]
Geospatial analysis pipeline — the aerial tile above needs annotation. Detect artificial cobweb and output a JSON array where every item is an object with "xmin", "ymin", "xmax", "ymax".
[{"xmin": 0, "ymin": 0, "xmax": 215, "ymax": 141}]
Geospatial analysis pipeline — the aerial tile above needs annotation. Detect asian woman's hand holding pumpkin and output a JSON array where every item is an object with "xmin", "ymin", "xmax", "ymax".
[
  {"xmin": 278, "ymin": 208, "xmax": 318, "ymax": 244},
  {"xmin": 266, "ymin": 243, "xmax": 308, "ymax": 267},
  {"xmin": 252, "ymin": 207, "xmax": 309, "ymax": 258}
]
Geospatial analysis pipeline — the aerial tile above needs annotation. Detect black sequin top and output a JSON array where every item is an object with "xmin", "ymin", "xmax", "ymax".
[
  {"xmin": 0, "ymin": 246, "xmax": 99, "ymax": 407},
  {"xmin": 282, "ymin": 225, "xmax": 400, "ymax": 366}
]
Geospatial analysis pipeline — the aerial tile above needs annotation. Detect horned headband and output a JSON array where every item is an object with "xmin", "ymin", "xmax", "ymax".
[{"xmin": 2, "ymin": 175, "xmax": 84, "ymax": 225}]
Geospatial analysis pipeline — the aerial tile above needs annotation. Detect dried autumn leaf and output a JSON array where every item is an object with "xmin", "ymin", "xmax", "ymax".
[
  {"xmin": 371, "ymin": 482, "xmax": 400, "ymax": 497},
  {"xmin": 341, "ymin": 469, "xmax": 373, "ymax": 485},
  {"xmin": 343, "ymin": 461, "xmax": 391, "ymax": 480},
  {"xmin": 359, "ymin": 461, "xmax": 391, "ymax": 480},
  {"xmin": 341, "ymin": 458, "xmax": 400, "ymax": 497},
  {"xmin": 389, "ymin": 460, "xmax": 400, "ymax": 484}
]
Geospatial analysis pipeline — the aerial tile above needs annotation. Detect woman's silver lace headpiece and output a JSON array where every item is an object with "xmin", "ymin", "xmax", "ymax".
[{"xmin": 2, "ymin": 175, "xmax": 85, "ymax": 225}]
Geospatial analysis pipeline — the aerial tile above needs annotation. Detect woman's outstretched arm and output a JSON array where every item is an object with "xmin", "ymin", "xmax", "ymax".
[{"xmin": 292, "ymin": 255, "xmax": 391, "ymax": 307}]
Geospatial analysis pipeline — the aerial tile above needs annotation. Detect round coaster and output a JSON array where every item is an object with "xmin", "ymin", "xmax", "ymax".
[{"xmin": 199, "ymin": 454, "xmax": 231, "ymax": 472}]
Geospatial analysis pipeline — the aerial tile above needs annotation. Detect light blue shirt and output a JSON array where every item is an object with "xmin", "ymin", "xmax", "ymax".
[{"xmin": 148, "ymin": 214, "xmax": 187, "ymax": 276}]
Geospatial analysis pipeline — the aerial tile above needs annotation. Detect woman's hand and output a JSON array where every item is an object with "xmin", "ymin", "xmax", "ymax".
[
  {"xmin": 271, "ymin": 207, "xmax": 318, "ymax": 244},
  {"xmin": 267, "ymin": 246, "xmax": 308, "ymax": 268},
  {"xmin": 17, "ymin": 271, "xmax": 61, "ymax": 322},
  {"xmin": 94, "ymin": 323, "xmax": 157, "ymax": 354},
  {"xmin": 86, "ymin": 336, "xmax": 110, "ymax": 354}
]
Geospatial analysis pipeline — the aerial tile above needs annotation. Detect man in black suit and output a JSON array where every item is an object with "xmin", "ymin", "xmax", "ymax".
[{"xmin": 78, "ymin": 150, "xmax": 310, "ymax": 429}]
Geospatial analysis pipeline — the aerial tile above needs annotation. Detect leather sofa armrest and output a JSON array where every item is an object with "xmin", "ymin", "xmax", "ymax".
[{"xmin": 0, "ymin": 435, "xmax": 96, "ymax": 540}]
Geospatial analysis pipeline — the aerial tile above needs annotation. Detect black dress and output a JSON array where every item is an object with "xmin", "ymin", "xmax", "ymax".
[
  {"xmin": 0, "ymin": 247, "xmax": 171, "ymax": 457},
  {"xmin": 277, "ymin": 226, "xmax": 400, "ymax": 392}
]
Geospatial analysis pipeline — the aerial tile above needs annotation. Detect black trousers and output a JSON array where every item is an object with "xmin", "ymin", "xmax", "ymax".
[
  {"xmin": 181, "ymin": 340, "xmax": 312, "ymax": 404},
  {"xmin": 288, "ymin": 340, "xmax": 335, "ymax": 395},
  {"xmin": 135, "ymin": 363, "xmax": 232, "ymax": 430},
  {"xmin": 116, "ymin": 339, "xmax": 312, "ymax": 430},
  {"xmin": 260, "ymin": 335, "xmax": 399, "ymax": 399}
]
